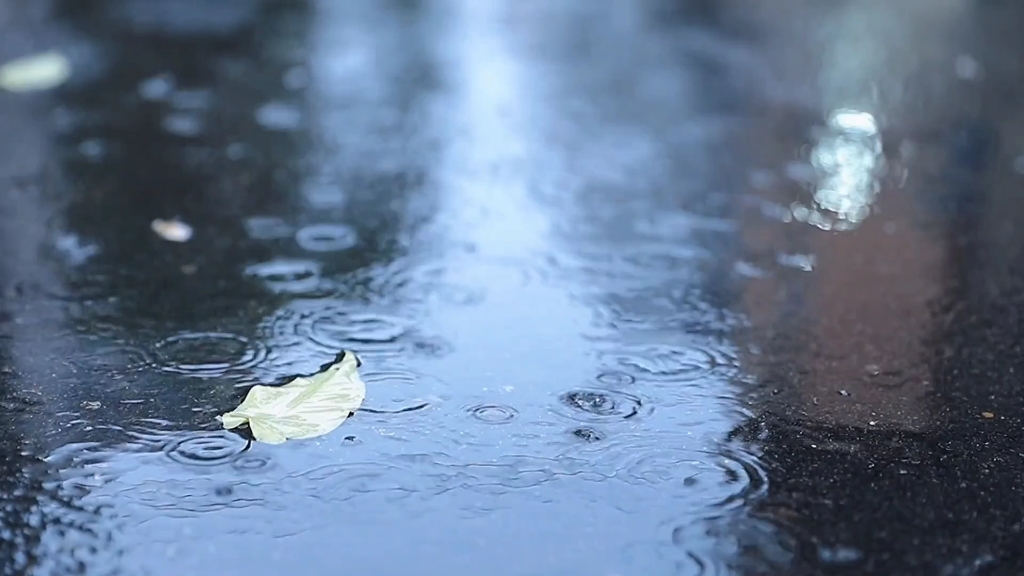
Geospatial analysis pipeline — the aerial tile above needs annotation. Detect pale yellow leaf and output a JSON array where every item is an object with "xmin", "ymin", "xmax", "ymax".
[
  {"xmin": 0, "ymin": 50, "xmax": 71, "ymax": 93},
  {"xmin": 219, "ymin": 351, "xmax": 365, "ymax": 444}
]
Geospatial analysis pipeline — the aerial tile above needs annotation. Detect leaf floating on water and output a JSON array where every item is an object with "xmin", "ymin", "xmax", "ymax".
[
  {"xmin": 0, "ymin": 50, "xmax": 71, "ymax": 93},
  {"xmin": 219, "ymin": 351, "xmax": 366, "ymax": 444},
  {"xmin": 150, "ymin": 218, "xmax": 193, "ymax": 242}
]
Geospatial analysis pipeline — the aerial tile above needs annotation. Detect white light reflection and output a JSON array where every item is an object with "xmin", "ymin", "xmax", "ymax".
[{"xmin": 792, "ymin": 108, "xmax": 885, "ymax": 231}]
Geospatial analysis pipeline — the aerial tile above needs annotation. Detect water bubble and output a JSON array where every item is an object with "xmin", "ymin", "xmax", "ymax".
[
  {"xmin": 161, "ymin": 113, "xmax": 204, "ymax": 137},
  {"xmin": 163, "ymin": 431, "xmax": 247, "ymax": 466},
  {"xmin": 153, "ymin": 331, "xmax": 268, "ymax": 378},
  {"xmin": 557, "ymin": 389, "xmax": 644, "ymax": 422},
  {"xmin": 242, "ymin": 216, "xmax": 293, "ymax": 240},
  {"xmin": 244, "ymin": 259, "xmax": 323, "ymax": 294},
  {"xmin": 602, "ymin": 343, "xmax": 733, "ymax": 383},
  {"xmin": 467, "ymin": 404, "xmax": 518, "ymax": 424},
  {"xmin": 255, "ymin": 101, "xmax": 303, "ymax": 131},
  {"xmin": 295, "ymin": 223, "xmax": 358, "ymax": 252},
  {"xmin": 264, "ymin": 300, "xmax": 412, "ymax": 358},
  {"xmin": 596, "ymin": 370, "xmax": 636, "ymax": 386}
]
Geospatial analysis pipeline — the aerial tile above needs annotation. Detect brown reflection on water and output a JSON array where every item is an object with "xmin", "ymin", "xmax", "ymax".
[{"xmin": 737, "ymin": 106, "xmax": 946, "ymax": 432}]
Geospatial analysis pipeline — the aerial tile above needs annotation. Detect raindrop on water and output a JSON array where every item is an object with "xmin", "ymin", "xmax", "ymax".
[
  {"xmin": 163, "ymin": 431, "xmax": 247, "ymax": 466},
  {"xmin": 570, "ymin": 427, "xmax": 605, "ymax": 442},
  {"xmin": 557, "ymin": 389, "xmax": 643, "ymax": 422},
  {"xmin": 467, "ymin": 404, "xmax": 518, "ymax": 424},
  {"xmin": 295, "ymin": 223, "xmax": 359, "ymax": 252},
  {"xmin": 601, "ymin": 343, "xmax": 733, "ymax": 383},
  {"xmin": 263, "ymin": 301, "xmax": 412, "ymax": 358},
  {"xmin": 152, "ymin": 331, "xmax": 268, "ymax": 378},
  {"xmin": 244, "ymin": 259, "xmax": 323, "ymax": 294},
  {"xmin": 566, "ymin": 432, "xmax": 768, "ymax": 511},
  {"xmin": 232, "ymin": 454, "xmax": 271, "ymax": 472}
]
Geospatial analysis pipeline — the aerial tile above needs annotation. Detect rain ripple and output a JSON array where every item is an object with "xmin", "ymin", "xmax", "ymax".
[
  {"xmin": 244, "ymin": 258, "xmax": 326, "ymax": 295},
  {"xmin": 151, "ymin": 331, "xmax": 268, "ymax": 378},
  {"xmin": 295, "ymin": 223, "xmax": 359, "ymax": 252},
  {"xmin": 556, "ymin": 389, "xmax": 645, "ymax": 423},
  {"xmin": 262, "ymin": 299, "xmax": 414, "ymax": 359},
  {"xmin": 563, "ymin": 432, "xmax": 767, "ymax": 508},
  {"xmin": 162, "ymin": 431, "xmax": 248, "ymax": 467},
  {"xmin": 467, "ymin": 404, "xmax": 518, "ymax": 424},
  {"xmin": 599, "ymin": 342, "xmax": 738, "ymax": 383}
]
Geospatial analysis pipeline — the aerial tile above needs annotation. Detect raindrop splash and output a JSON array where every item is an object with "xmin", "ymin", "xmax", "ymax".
[
  {"xmin": 244, "ymin": 259, "xmax": 323, "ymax": 294},
  {"xmin": 163, "ymin": 431, "xmax": 248, "ymax": 466},
  {"xmin": 467, "ymin": 404, "xmax": 518, "ymax": 424},
  {"xmin": 295, "ymin": 223, "xmax": 359, "ymax": 252},
  {"xmin": 557, "ymin": 389, "xmax": 644, "ymax": 423}
]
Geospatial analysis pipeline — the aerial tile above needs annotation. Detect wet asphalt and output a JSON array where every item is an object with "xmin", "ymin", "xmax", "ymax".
[{"xmin": 1, "ymin": 0, "xmax": 1024, "ymax": 574}]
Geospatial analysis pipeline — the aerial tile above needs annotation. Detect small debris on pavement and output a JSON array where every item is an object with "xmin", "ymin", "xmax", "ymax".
[{"xmin": 151, "ymin": 219, "xmax": 193, "ymax": 242}]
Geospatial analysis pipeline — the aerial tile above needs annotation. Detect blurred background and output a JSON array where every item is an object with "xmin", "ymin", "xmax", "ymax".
[{"xmin": 0, "ymin": 0, "xmax": 1022, "ymax": 574}]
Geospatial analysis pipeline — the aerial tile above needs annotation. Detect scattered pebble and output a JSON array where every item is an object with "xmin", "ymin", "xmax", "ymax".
[
  {"xmin": 151, "ymin": 219, "xmax": 194, "ymax": 242},
  {"xmin": 981, "ymin": 411, "xmax": 995, "ymax": 419}
]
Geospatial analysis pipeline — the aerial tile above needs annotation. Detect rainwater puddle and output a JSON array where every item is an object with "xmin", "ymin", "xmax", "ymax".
[{"xmin": 5, "ymin": 0, "xmax": 1016, "ymax": 574}]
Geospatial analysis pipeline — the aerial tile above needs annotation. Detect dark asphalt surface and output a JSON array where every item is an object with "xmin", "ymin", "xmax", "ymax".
[{"xmin": 1, "ymin": 0, "xmax": 1023, "ymax": 574}]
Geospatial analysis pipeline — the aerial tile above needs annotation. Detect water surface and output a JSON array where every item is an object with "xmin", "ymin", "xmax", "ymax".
[{"xmin": 1, "ymin": 0, "xmax": 1023, "ymax": 574}]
